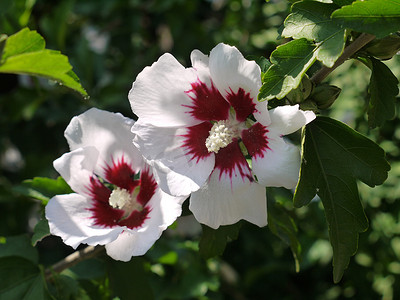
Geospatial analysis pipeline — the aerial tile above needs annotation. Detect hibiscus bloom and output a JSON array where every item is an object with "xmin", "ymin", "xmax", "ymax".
[
  {"xmin": 129, "ymin": 43, "xmax": 315, "ymax": 229},
  {"xmin": 45, "ymin": 108, "xmax": 184, "ymax": 261}
]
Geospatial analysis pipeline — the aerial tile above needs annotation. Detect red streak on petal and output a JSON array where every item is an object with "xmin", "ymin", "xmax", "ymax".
[
  {"xmin": 137, "ymin": 167, "xmax": 157, "ymax": 206},
  {"xmin": 241, "ymin": 123, "xmax": 270, "ymax": 159},
  {"xmin": 181, "ymin": 122, "xmax": 213, "ymax": 163},
  {"xmin": 90, "ymin": 201, "xmax": 125, "ymax": 228},
  {"xmin": 87, "ymin": 176, "xmax": 111, "ymax": 203},
  {"xmin": 184, "ymin": 79, "xmax": 230, "ymax": 121},
  {"xmin": 119, "ymin": 207, "xmax": 151, "ymax": 229},
  {"xmin": 214, "ymin": 140, "xmax": 253, "ymax": 183},
  {"xmin": 226, "ymin": 88, "xmax": 256, "ymax": 122},
  {"xmin": 104, "ymin": 156, "xmax": 139, "ymax": 192}
]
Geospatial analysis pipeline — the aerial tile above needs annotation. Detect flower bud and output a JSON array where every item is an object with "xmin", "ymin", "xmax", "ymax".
[
  {"xmin": 365, "ymin": 34, "xmax": 400, "ymax": 60},
  {"xmin": 286, "ymin": 75, "xmax": 313, "ymax": 104},
  {"xmin": 310, "ymin": 84, "xmax": 341, "ymax": 109}
]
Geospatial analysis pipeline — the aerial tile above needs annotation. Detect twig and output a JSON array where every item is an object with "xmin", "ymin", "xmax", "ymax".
[
  {"xmin": 311, "ymin": 33, "xmax": 376, "ymax": 84},
  {"xmin": 45, "ymin": 245, "xmax": 105, "ymax": 281}
]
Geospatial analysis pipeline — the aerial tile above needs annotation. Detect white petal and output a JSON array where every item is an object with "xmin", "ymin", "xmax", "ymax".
[
  {"xmin": 253, "ymin": 135, "xmax": 301, "ymax": 189},
  {"xmin": 129, "ymin": 53, "xmax": 200, "ymax": 127},
  {"xmin": 131, "ymin": 121, "xmax": 214, "ymax": 196},
  {"xmin": 253, "ymin": 100, "xmax": 271, "ymax": 126},
  {"xmin": 65, "ymin": 108, "xmax": 143, "ymax": 174},
  {"xmin": 105, "ymin": 189, "xmax": 184, "ymax": 261},
  {"xmin": 46, "ymin": 194, "xmax": 122, "ymax": 249},
  {"xmin": 268, "ymin": 105, "xmax": 316, "ymax": 136},
  {"xmin": 191, "ymin": 49, "xmax": 209, "ymax": 70},
  {"xmin": 144, "ymin": 188, "xmax": 186, "ymax": 230},
  {"xmin": 105, "ymin": 231, "xmax": 144, "ymax": 261},
  {"xmin": 209, "ymin": 43, "xmax": 261, "ymax": 100},
  {"xmin": 189, "ymin": 171, "xmax": 267, "ymax": 229},
  {"xmin": 53, "ymin": 147, "xmax": 99, "ymax": 196}
]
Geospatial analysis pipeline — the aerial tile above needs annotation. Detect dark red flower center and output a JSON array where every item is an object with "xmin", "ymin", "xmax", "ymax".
[
  {"xmin": 86, "ymin": 156, "xmax": 156, "ymax": 229},
  {"xmin": 181, "ymin": 78, "xmax": 270, "ymax": 183}
]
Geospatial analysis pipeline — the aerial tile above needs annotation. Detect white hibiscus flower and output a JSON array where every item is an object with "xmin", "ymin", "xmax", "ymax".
[
  {"xmin": 45, "ymin": 108, "xmax": 185, "ymax": 261},
  {"xmin": 129, "ymin": 43, "xmax": 315, "ymax": 229}
]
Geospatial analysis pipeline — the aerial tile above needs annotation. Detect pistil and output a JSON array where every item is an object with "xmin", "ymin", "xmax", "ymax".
[
  {"xmin": 108, "ymin": 187, "xmax": 142, "ymax": 217},
  {"xmin": 205, "ymin": 120, "xmax": 240, "ymax": 153}
]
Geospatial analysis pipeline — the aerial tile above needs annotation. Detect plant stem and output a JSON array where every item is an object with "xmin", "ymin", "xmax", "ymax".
[
  {"xmin": 44, "ymin": 245, "xmax": 105, "ymax": 281},
  {"xmin": 311, "ymin": 33, "xmax": 376, "ymax": 84}
]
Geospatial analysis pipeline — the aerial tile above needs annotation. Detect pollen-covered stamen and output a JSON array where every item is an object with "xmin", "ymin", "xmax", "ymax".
[
  {"xmin": 205, "ymin": 120, "xmax": 240, "ymax": 153},
  {"xmin": 108, "ymin": 186, "xmax": 142, "ymax": 218}
]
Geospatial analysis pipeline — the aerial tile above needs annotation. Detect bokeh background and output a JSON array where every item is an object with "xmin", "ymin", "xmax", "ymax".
[{"xmin": 1, "ymin": 0, "xmax": 400, "ymax": 299}]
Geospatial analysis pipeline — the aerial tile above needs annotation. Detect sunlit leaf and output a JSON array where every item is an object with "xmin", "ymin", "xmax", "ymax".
[
  {"xmin": 282, "ymin": 1, "xmax": 346, "ymax": 67},
  {"xmin": 1, "ymin": 28, "xmax": 45, "ymax": 61},
  {"xmin": 332, "ymin": 0, "xmax": 400, "ymax": 38},
  {"xmin": 294, "ymin": 116, "xmax": 390, "ymax": 282},
  {"xmin": 199, "ymin": 223, "xmax": 241, "ymax": 259},
  {"xmin": 16, "ymin": 176, "xmax": 73, "ymax": 205},
  {"xmin": 0, "ymin": 28, "xmax": 88, "ymax": 97},
  {"xmin": 259, "ymin": 39, "xmax": 317, "ymax": 101}
]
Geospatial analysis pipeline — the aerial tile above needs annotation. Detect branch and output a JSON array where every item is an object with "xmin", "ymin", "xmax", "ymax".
[
  {"xmin": 45, "ymin": 245, "xmax": 105, "ymax": 281},
  {"xmin": 311, "ymin": 33, "xmax": 376, "ymax": 84}
]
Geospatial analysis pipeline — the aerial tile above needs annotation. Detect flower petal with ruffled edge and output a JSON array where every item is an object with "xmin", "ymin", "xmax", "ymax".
[
  {"xmin": 250, "ymin": 105, "xmax": 316, "ymax": 189},
  {"xmin": 129, "ymin": 43, "xmax": 316, "ymax": 229},
  {"xmin": 46, "ymin": 194, "xmax": 123, "ymax": 248},
  {"xmin": 46, "ymin": 108, "xmax": 185, "ymax": 261},
  {"xmin": 131, "ymin": 120, "xmax": 215, "ymax": 196},
  {"xmin": 64, "ymin": 107, "xmax": 144, "ymax": 177},
  {"xmin": 129, "ymin": 54, "xmax": 200, "ymax": 128},
  {"xmin": 190, "ymin": 170, "xmax": 267, "ymax": 229},
  {"xmin": 105, "ymin": 188, "xmax": 182, "ymax": 260}
]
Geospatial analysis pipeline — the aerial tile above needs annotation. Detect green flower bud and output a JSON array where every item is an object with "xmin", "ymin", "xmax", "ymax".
[
  {"xmin": 299, "ymin": 99, "xmax": 319, "ymax": 113},
  {"xmin": 286, "ymin": 75, "xmax": 313, "ymax": 104},
  {"xmin": 365, "ymin": 34, "xmax": 400, "ymax": 60},
  {"xmin": 310, "ymin": 84, "xmax": 341, "ymax": 109}
]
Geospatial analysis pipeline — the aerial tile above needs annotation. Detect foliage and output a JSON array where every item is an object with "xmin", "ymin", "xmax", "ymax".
[{"xmin": 1, "ymin": 0, "xmax": 400, "ymax": 299}]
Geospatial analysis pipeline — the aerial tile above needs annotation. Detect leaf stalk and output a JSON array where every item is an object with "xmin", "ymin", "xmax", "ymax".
[
  {"xmin": 311, "ymin": 33, "xmax": 376, "ymax": 84},
  {"xmin": 44, "ymin": 245, "xmax": 105, "ymax": 281}
]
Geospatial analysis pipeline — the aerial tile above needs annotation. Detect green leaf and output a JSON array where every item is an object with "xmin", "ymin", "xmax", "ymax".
[
  {"xmin": 107, "ymin": 258, "xmax": 154, "ymax": 300},
  {"xmin": 69, "ymin": 258, "xmax": 106, "ymax": 280},
  {"xmin": 0, "ymin": 235, "xmax": 38, "ymax": 264},
  {"xmin": 282, "ymin": 1, "xmax": 346, "ymax": 67},
  {"xmin": 294, "ymin": 116, "xmax": 390, "ymax": 282},
  {"xmin": 47, "ymin": 274, "xmax": 80, "ymax": 300},
  {"xmin": 1, "ymin": 28, "xmax": 45, "ymax": 61},
  {"xmin": 16, "ymin": 176, "xmax": 73, "ymax": 205},
  {"xmin": 0, "ymin": 257, "xmax": 49, "ymax": 300},
  {"xmin": 250, "ymin": 55, "xmax": 271, "ymax": 73},
  {"xmin": 0, "ymin": 28, "xmax": 88, "ymax": 97},
  {"xmin": 259, "ymin": 39, "xmax": 317, "ymax": 101},
  {"xmin": 32, "ymin": 218, "xmax": 50, "ymax": 246},
  {"xmin": 332, "ymin": 0, "xmax": 354, "ymax": 6},
  {"xmin": 198, "ymin": 223, "xmax": 241, "ymax": 259},
  {"xmin": 367, "ymin": 58, "xmax": 399, "ymax": 128},
  {"xmin": 332, "ymin": 0, "xmax": 400, "ymax": 38},
  {"xmin": 267, "ymin": 201, "xmax": 301, "ymax": 272}
]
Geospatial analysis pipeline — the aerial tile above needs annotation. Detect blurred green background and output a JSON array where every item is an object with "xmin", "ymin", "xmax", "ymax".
[{"xmin": 1, "ymin": 0, "xmax": 400, "ymax": 299}]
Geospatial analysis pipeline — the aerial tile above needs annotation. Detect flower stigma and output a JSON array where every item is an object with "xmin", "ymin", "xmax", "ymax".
[
  {"xmin": 205, "ymin": 120, "xmax": 240, "ymax": 153},
  {"xmin": 108, "ymin": 186, "xmax": 142, "ymax": 217}
]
